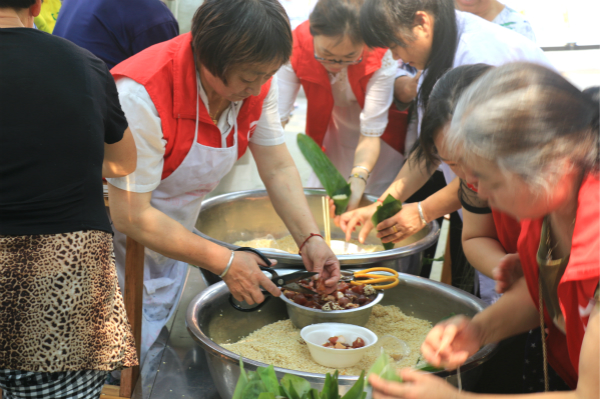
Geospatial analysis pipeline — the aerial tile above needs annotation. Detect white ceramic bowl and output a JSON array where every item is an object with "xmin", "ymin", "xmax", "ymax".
[{"xmin": 300, "ymin": 323, "xmax": 378, "ymax": 368}]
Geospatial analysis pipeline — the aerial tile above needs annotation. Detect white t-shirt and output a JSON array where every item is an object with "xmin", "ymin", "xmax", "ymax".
[
  {"xmin": 416, "ymin": 10, "xmax": 553, "ymax": 187},
  {"xmin": 493, "ymin": 6, "xmax": 536, "ymax": 43},
  {"xmin": 107, "ymin": 77, "xmax": 285, "ymax": 193},
  {"xmin": 396, "ymin": 7, "xmax": 537, "ymax": 81}
]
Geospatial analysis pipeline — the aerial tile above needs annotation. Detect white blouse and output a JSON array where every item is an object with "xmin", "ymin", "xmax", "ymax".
[
  {"xmin": 277, "ymin": 50, "xmax": 397, "ymax": 138},
  {"xmin": 107, "ymin": 77, "xmax": 285, "ymax": 193},
  {"xmin": 417, "ymin": 11, "xmax": 552, "ymax": 186}
]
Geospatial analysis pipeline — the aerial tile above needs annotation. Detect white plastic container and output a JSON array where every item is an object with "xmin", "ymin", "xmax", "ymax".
[{"xmin": 300, "ymin": 323, "xmax": 378, "ymax": 368}]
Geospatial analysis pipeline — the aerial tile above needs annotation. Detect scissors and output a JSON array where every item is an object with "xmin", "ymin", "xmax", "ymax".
[
  {"xmin": 229, "ymin": 247, "xmax": 318, "ymax": 312},
  {"xmin": 339, "ymin": 267, "xmax": 399, "ymax": 290}
]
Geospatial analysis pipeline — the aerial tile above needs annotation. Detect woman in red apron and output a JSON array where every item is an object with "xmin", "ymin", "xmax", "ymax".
[
  {"xmin": 278, "ymin": 0, "xmax": 408, "ymax": 210},
  {"xmin": 370, "ymin": 64, "xmax": 599, "ymax": 398},
  {"xmin": 107, "ymin": 0, "xmax": 340, "ymax": 366}
]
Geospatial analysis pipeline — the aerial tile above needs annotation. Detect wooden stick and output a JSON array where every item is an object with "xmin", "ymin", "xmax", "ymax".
[
  {"xmin": 321, "ymin": 197, "xmax": 331, "ymax": 247},
  {"xmin": 326, "ymin": 198, "xmax": 331, "ymax": 246}
]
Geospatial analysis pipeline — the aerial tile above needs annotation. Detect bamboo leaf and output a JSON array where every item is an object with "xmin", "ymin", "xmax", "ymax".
[
  {"xmin": 367, "ymin": 352, "xmax": 402, "ymax": 384},
  {"xmin": 281, "ymin": 374, "xmax": 311, "ymax": 399},
  {"xmin": 297, "ymin": 134, "xmax": 351, "ymax": 215},
  {"xmin": 414, "ymin": 364, "xmax": 445, "ymax": 372},
  {"xmin": 232, "ymin": 358, "xmax": 250, "ymax": 399},
  {"xmin": 258, "ymin": 394, "xmax": 277, "ymax": 399},
  {"xmin": 366, "ymin": 352, "xmax": 387, "ymax": 377},
  {"xmin": 341, "ymin": 371, "xmax": 366, "ymax": 399},
  {"xmin": 381, "ymin": 363, "xmax": 403, "ymax": 383},
  {"xmin": 257, "ymin": 365, "xmax": 280, "ymax": 395},
  {"xmin": 242, "ymin": 380, "xmax": 268, "ymax": 399},
  {"xmin": 247, "ymin": 370, "xmax": 260, "ymax": 382},
  {"xmin": 371, "ymin": 194, "xmax": 403, "ymax": 250},
  {"xmin": 331, "ymin": 184, "xmax": 351, "ymax": 215},
  {"xmin": 320, "ymin": 371, "xmax": 340, "ymax": 399}
]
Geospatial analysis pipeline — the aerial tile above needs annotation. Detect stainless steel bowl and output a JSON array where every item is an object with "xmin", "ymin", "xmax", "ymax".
[
  {"xmin": 280, "ymin": 290, "xmax": 385, "ymax": 329},
  {"xmin": 195, "ymin": 189, "xmax": 440, "ymax": 275},
  {"xmin": 186, "ymin": 272, "xmax": 498, "ymax": 398}
]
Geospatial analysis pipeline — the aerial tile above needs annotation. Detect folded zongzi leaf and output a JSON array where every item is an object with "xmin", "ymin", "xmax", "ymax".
[
  {"xmin": 367, "ymin": 352, "xmax": 403, "ymax": 384},
  {"xmin": 371, "ymin": 194, "xmax": 403, "ymax": 250}
]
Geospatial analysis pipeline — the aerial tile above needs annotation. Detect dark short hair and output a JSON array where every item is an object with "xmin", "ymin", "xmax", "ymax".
[
  {"xmin": 309, "ymin": 0, "xmax": 364, "ymax": 45},
  {"xmin": 583, "ymin": 86, "xmax": 600, "ymax": 105},
  {"xmin": 413, "ymin": 63, "xmax": 493, "ymax": 171},
  {"xmin": 360, "ymin": 0, "xmax": 457, "ymax": 109},
  {"xmin": 0, "ymin": 0, "xmax": 35, "ymax": 9},
  {"xmin": 191, "ymin": 0, "xmax": 292, "ymax": 84}
]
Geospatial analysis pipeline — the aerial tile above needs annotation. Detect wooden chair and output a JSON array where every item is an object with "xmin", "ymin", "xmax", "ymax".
[{"xmin": 103, "ymin": 192, "xmax": 145, "ymax": 398}]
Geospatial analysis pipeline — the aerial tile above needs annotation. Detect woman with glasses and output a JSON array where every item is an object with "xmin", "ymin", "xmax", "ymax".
[{"xmin": 278, "ymin": 0, "xmax": 408, "ymax": 210}]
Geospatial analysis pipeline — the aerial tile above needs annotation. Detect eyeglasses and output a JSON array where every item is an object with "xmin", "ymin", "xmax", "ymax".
[{"xmin": 314, "ymin": 54, "xmax": 363, "ymax": 66}]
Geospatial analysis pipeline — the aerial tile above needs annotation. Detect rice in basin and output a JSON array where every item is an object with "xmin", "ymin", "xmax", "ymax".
[{"xmin": 220, "ymin": 304, "xmax": 432, "ymax": 375}]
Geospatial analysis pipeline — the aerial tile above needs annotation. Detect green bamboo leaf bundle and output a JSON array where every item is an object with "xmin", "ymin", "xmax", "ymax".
[
  {"xmin": 367, "ymin": 352, "xmax": 403, "ymax": 384},
  {"xmin": 297, "ymin": 134, "xmax": 351, "ymax": 215},
  {"xmin": 232, "ymin": 360, "xmax": 367, "ymax": 399},
  {"xmin": 371, "ymin": 194, "xmax": 403, "ymax": 250}
]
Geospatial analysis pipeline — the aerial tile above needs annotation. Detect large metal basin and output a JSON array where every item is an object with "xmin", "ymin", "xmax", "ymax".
[
  {"xmin": 186, "ymin": 272, "xmax": 497, "ymax": 398},
  {"xmin": 195, "ymin": 189, "xmax": 440, "ymax": 275}
]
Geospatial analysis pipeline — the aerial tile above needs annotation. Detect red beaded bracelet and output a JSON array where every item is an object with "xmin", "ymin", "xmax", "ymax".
[
  {"xmin": 376, "ymin": 198, "xmax": 383, "ymax": 203},
  {"xmin": 298, "ymin": 233, "xmax": 323, "ymax": 255}
]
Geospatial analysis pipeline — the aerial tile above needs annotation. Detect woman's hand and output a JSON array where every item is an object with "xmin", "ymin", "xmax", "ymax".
[
  {"xmin": 337, "ymin": 202, "xmax": 379, "ymax": 243},
  {"xmin": 301, "ymin": 236, "xmax": 340, "ymax": 294},
  {"xmin": 421, "ymin": 315, "xmax": 483, "ymax": 370},
  {"xmin": 369, "ymin": 369, "xmax": 458, "ymax": 399},
  {"xmin": 374, "ymin": 202, "xmax": 425, "ymax": 244},
  {"xmin": 222, "ymin": 251, "xmax": 281, "ymax": 305},
  {"xmin": 493, "ymin": 253, "xmax": 523, "ymax": 294}
]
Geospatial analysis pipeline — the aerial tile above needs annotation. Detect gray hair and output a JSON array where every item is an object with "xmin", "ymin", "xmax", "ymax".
[{"xmin": 446, "ymin": 62, "xmax": 599, "ymax": 193}]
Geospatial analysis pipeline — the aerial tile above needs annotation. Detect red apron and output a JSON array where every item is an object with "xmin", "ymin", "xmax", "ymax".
[
  {"xmin": 518, "ymin": 175, "xmax": 600, "ymax": 388},
  {"xmin": 110, "ymin": 33, "xmax": 271, "ymax": 363},
  {"xmin": 290, "ymin": 21, "xmax": 408, "ymax": 154},
  {"xmin": 112, "ymin": 33, "xmax": 270, "ymax": 179}
]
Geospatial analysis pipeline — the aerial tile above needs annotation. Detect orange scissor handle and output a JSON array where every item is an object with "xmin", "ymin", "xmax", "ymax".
[{"xmin": 350, "ymin": 267, "xmax": 399, "ymax": 290}]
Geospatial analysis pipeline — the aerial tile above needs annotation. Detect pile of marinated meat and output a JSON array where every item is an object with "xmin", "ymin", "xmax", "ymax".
[
  {"xmin": 322, "ymin": 335, "xmax": 366, "ymax": 349},
  {"xmin": 283, "ymin": 279, "xmax": 377, "ymax": 311}
]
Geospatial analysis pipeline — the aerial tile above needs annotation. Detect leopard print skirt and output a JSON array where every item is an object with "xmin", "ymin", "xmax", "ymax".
[{"xmin": 0, "ymin": 231, "xmax": 138, "ymax": 372}]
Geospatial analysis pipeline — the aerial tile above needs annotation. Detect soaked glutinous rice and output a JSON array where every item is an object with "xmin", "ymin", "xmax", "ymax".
[
  {"xmin": 234, "ymin": 234, "xmax": 383, "ymax": 255},
  {"xmin": 220, "ymin": 305, "xmax": 432, "ymax": 375}
]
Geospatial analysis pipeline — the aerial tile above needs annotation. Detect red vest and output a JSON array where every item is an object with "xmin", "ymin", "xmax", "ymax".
[
  {"xmin": 111, "ymin": 33, "xmax": 271, "ymax": 180},
  {"xmin": 518, "ymin": 175, "xmax": 600, "ymax": 389},
  {"xmin": 290, "ymin": 21, "xmax": 408, "ymax": 153}
]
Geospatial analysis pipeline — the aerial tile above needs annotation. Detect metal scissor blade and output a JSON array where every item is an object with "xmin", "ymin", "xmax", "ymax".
[
  {"xmin": 274, "ymin": 271, "xmax": 318, "ymax": 286},
  {"xmin": 281, "ymin": 282, "xmax": 317, "ymax": 295},
  {"xmin": 274, "ymin": 271, "xmax": 318, "ymax": 295}
]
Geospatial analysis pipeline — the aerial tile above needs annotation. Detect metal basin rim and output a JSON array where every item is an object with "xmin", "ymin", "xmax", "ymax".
[{"xmin": 185, "ymin": 279, "xmax": 498, "ymax": 382}]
